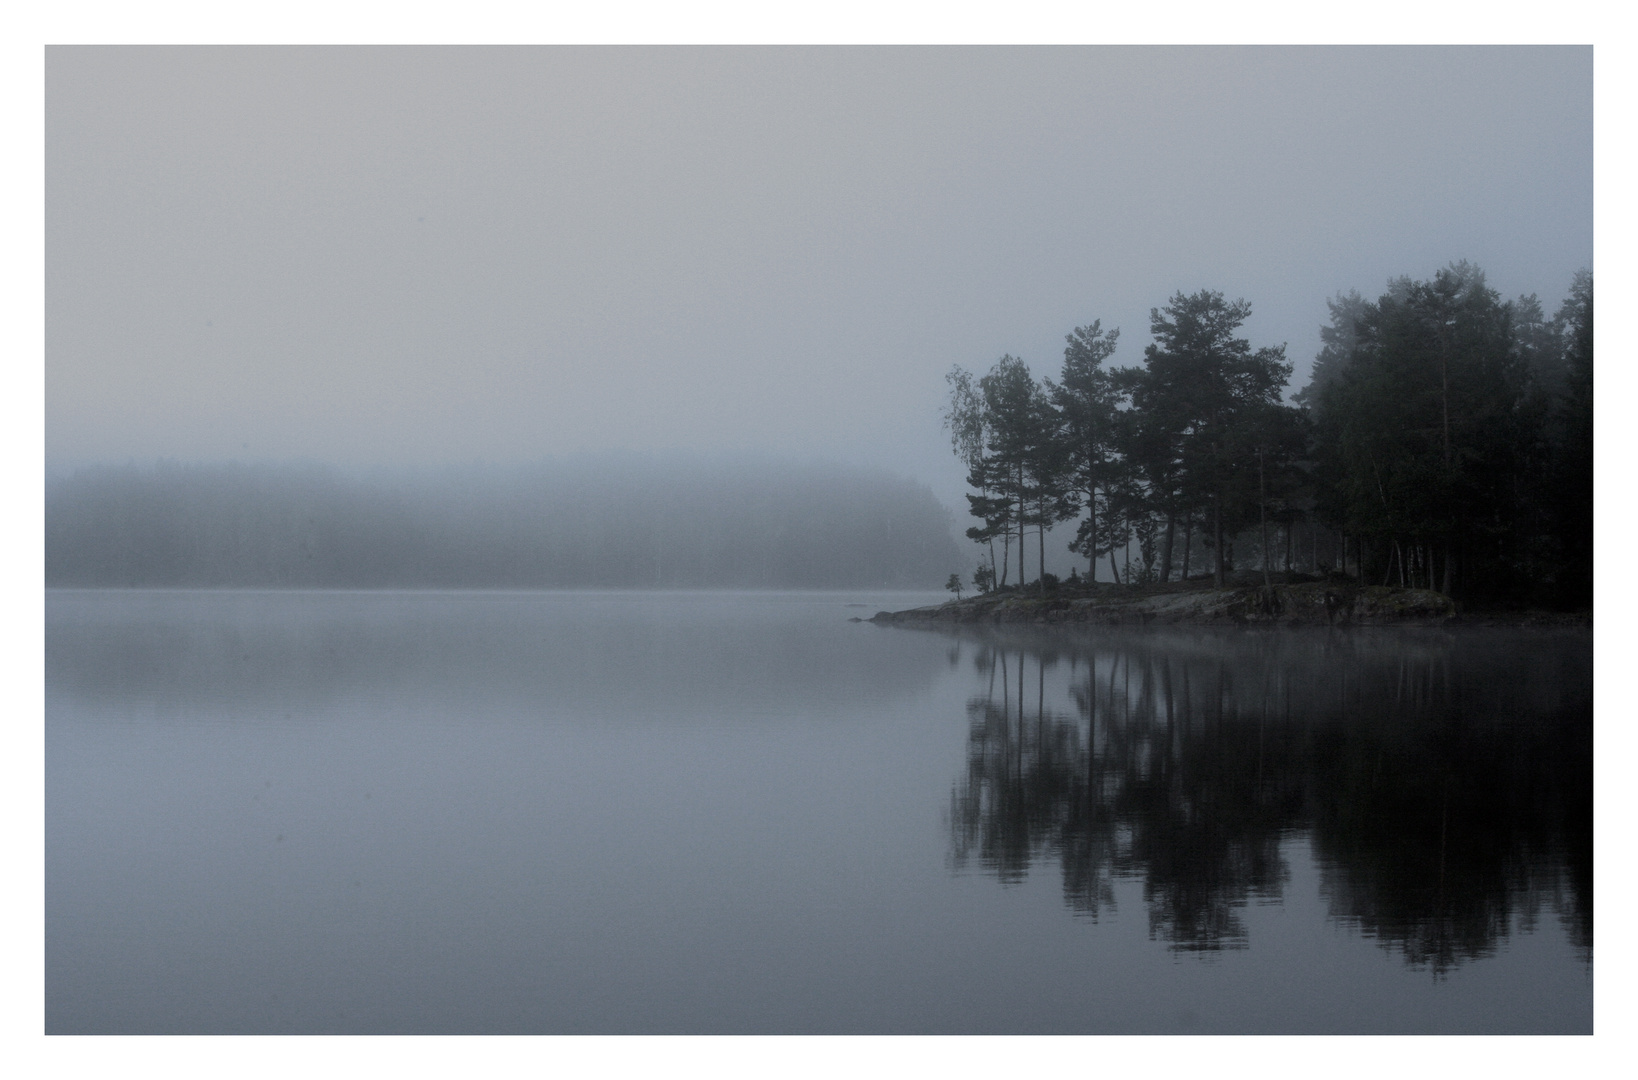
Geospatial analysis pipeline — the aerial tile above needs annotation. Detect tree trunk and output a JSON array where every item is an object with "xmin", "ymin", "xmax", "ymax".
[
  {"xmin": 1109, "ymin": 544, "xmax": 1121, "ymax": 585},
  {"xmin": 1016, "ymin": 468, "xmax": 1026, "ymax": 590},
  {"xmin": 1160, "ymin": 511, "xmax": 1176, "ymax": 584},
  {"xmin": 1038, "ymin": 515, "xmax": 1045, "ymax": 589},
  {"xmin": 1442, "ymin": 352, "xmax": 1452, "ymax": 471},
  {"xmin": 1017, "ymin": 506, "xmax": 1023, "ymax": 590},
  {"xmin": 1212, "ymin": 494, "xmax": 1225, "ymax": 587},
  {"xmin": 1182, "ymin": 515, "xmax": 1193, "ymax": 580},
  {"xmin": 1259, "ymin": 447, "xmax": 1272, "ymax": 590},
  {"xmin": 1087, "ymin": 486, "xmax": 1098, "ymax": 581},
  {"xmin": 982, "ymin": 482, "xmax": 997, "ymax": 592}
]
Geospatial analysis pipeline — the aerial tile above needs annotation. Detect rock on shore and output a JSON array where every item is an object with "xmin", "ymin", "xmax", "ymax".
[{"xmin": 869, "ymin": 582, "xmax": 1457, "ymax": 628}]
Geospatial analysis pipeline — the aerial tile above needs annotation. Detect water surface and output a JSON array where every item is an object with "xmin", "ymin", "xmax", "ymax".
[{"xmin": 45, "ymin": 589, "xmax": 1591, "ymax": 1033}]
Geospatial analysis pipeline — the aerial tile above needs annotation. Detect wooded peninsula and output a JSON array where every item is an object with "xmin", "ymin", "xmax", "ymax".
[{"xmin": 937, "ymin": 262, "xmax": 1592, "ymax": 614}]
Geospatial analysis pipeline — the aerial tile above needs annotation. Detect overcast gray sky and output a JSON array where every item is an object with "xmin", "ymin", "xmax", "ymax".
[{"xmin": 46, "ymin": 45, "xmax": 1592, "ymax": 511}]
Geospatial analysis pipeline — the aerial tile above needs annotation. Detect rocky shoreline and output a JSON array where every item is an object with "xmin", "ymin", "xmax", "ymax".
[{"xmin": 867, "ymin": 581, "xmax": 1587, "ymax": 628}]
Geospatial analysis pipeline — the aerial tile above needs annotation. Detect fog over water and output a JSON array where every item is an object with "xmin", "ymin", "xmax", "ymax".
[
  {"xmin": 45, "ymin": 454, "xmax": 961, "ymax": 588},
  {"xmin": 47, "ymin": 46, "xmax": 1590, "ymax": 524},
  {"xmin": 42, "ymin": 46, "xmax": 1597, "ymax": 1036}
]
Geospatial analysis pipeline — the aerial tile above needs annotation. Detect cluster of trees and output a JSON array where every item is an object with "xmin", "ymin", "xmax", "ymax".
[
  {"xmin": 1302, "ymin": 265, "xmax": 1592, "ymax": 606},
  {"xmin": 45, "ymin": 454, "xmax": 961, "ymax": 590},
  {"xmin": 945, "ymin": 264, "xmax": 1592, "ymax": 607}
]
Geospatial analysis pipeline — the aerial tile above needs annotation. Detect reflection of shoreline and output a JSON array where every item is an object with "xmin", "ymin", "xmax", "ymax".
[
  {"xmin": 878, "ymin": 583, "xmax": 1463, "ymax": 627},
  {"xmin": 875, "ymin": 584, "xmax": 1590, "ymax": 629},
  {"xmin": 946, "ymin": 629, "xmax": 1591, "ymax": 972}
]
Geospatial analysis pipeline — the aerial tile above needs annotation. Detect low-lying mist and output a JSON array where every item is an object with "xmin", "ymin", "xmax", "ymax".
[{"xmin": 45, "ymin": 453, "xmax": 963, "ymax": 589}]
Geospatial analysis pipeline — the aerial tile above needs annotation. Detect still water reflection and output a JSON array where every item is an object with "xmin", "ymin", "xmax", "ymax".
[
  {"xmin": 943, "ymin": 628, "xmax": 1591, "ymax": 974},
  {"xmin": 46, "ymin": 590, "xmax": 1591, "ymax": 1033}
]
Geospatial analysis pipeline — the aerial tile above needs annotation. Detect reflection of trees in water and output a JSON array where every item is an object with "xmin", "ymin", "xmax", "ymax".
[
  {"xmin": 946, "ymin": 629, "xmax": 1591, "ymax": 971},
  {"xmin": 1305, "ymin": 637, "xmax": 1593, "ymax": 973}
]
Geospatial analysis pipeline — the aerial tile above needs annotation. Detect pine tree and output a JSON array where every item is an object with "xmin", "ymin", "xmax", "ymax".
[
  {"xmin": 1048, "ymin": 321, "xmax": 1122, "ymax": 580},
  {"xmin": 1131, "ymin": 291, "xmax": 1294, "ymax": 586}
]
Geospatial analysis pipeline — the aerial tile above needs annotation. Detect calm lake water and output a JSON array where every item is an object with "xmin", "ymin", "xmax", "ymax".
[{"xmin": 45, "ymin": 589, "xmax": 1592, "ymax": 1033}]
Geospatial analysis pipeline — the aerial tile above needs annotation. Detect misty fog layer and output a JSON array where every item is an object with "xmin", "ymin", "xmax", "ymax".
[
  {"xmin": 44, "ymin": 589, "xmax": 950, "ymax": 723},
  {"xmin": 45, "ymin": 47, "xmax": 1590, "ymax": 503},
  {"xmin": 45, "ymin": 454, "xmax": 961, "ymax": 589}
]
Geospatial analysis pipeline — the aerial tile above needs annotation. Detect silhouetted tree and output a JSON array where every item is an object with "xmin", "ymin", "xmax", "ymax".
[
  {"xmin": 1132, "ymin": 291, "xmax": 1294, "ymax": 585},
  {"xmin": 972, "ymin": 355, "xmax": 1051, "ymax": 588},
  {"xmin": 944, "ymin": 366, "xmax": 1004, "ymax": 588},
  {"xmin": 1048, "ymin": 321, "xmax": 1124, "ymax": 580},
  {"xmin": 1551, "ymin": 270, "xmax": 1593, "ymax": 606},
  {"xmin": 1305, "ymin": 263, "xmax": 1549, "ymax": 600}
]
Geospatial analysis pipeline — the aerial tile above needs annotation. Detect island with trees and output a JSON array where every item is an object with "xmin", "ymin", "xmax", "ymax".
[{"xmin": 878, "ymin": 262, "xmax": 1592, "ymax": 628}]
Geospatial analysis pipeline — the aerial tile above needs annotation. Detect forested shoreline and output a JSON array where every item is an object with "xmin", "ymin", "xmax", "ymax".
[
  {"xmin": 944, "ymin": 263, "xmax": 1592, "ymax": 610},
  {"xmin": 45, "ymin": 454, "xmax": 960, "ymax": 590},
  {"xmin": 45, "ymin": 262, "xmax": 1592, "ymax": 606}
]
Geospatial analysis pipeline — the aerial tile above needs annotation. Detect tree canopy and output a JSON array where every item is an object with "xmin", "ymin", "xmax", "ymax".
[{"xmin": 944, "ymin": 264, "xmax": 1591, "ymax": 608}]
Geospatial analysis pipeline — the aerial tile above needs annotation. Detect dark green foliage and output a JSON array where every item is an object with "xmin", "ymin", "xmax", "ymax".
[
  {"xmin": 1126, "ymin": 291, "xmax": 1300, "ymax": 586},
  {"xmin": 947, "ymin": 354, "xmax": 1077, "ymax": 588},
  {"xmin": 972, "ymin": 561, "xmax": 995, "ymax": 594},
  {"xmin": 1049, "ymin": 321, "xmax": 1124, "ymax": 578},
  {"xmin": 1304, "ymin": 263, "xmax": 1591, "ymax": 607},
  {"xmin": 1552, "ymin": 271, "xmax": 1594, "ymax": 606},
  {"xmin": 945, "ymin": 264, "xmax": 1589, "ymax": 608}
]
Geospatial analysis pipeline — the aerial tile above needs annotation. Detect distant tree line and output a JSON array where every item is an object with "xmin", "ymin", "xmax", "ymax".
[
  {"xmin": 45, "ymin": 454, "xmax": 961, "ymax": 590},
  {"xmin": 945, "ymin": 264, "xmax": 1592, "ymax": 607}
]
